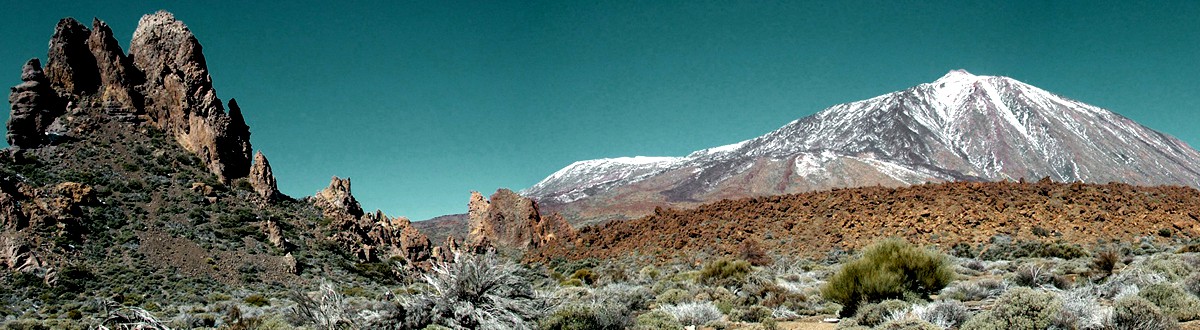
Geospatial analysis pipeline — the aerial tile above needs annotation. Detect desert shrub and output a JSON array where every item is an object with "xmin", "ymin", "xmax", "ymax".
[
  {"xmin": 877, "ymin": 318, "xmax": 940, "ymax": 330},
  {"xmin": 738, "ymin": 239, "xmax": 774, "ymax": 266},
  {"xmin": 244, "ymin": 293, "xmax": 270, "ymax": 307},
  {"xmin": 631, "ymin": 310, "xmax": 683, "ymax": 330},
  {"xmin": 401, "ymin": 252, "xmax": 543, "ymax": 329},
  {"xmin": 729, "ymin": 305, "xmax": 773, "ymax": 323},
  {"xmin": 852, "ymin": 299, "xmax": 911, "ymax": 327},
  {"xmin": 288, "ymin": 282, "xmax": 362, "ymax": 329},
  {"xmin": 1183, "ymin": 274, "xmax": 1200, "ymax": 297},
  {"xmin": 571, "ymin": 268, "xmax": 598, "ymax": 286},
  {"xmin": 656, "ymin": 288, "xmax": 692, "ymax": 305},
  {"xmin": 1145, "ymin": 256, "xmax": 1192, "ymax": 281},
  {"xmin": 638, "ymin": 266, "xmax": 660, "ymax": 282},
  {"xmin": 1092, "ymin": 248, "xmax": 1123, "ymax": 277},
  {"xmin": 940, "ymin": 278, "xmax": 1006, "ymax": 302},
  {"xmin": 911, "ymin": 300, "xmax": 969, "ymax": 329},
  {"xmin": 961, "ymin": 287, "xmax": 1061, "ymax": 330},
  {"xmin": 821, "ymin": 238, "xmax": 954, "ymax": 316},
  {"xmin": 1009, "ymin": 264, "xmax": 1052, "ymax": 287},
  {"xmin": 1112, "ymin": 295, "xmax": 1177, "ymax": 330},
  {"xmin": 539, "ymin": 304, "xmax": 627, "ymax": 330},
  {"xmin": 660, "ymin": 302, "xmax": 723, "ymax": 326},
  {"xmin": 1138, "ymin": 283, "xmax": 1200, "ymax": 321},
  {"xmin": 958, "ymin": 311, "xmax": 1000, "ymax": 330},
  {"xmin": 1054, "ymin": 286, "xmax": 1113, "ymax": 330},
  {"xmin": 1099, "ymin": 266, "xmax": 1167, "ymax": 299},
  {"xmin": 97, "ymin": 307, "xmax": 171, "ymax": 330},
  {"xmin": 699, "ymin": 258, "xmax": 752, "ymax": 286}
]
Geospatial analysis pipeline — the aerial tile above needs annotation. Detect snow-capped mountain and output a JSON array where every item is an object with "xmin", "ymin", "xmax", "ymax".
[{"xmin": 523, "ymin": 70, "xmax": 1200, "ymax": 225}]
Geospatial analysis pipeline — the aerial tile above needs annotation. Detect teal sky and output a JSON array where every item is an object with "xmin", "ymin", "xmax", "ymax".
[{"xmin": 3, "ymin": 1, "xmax": 1198, "ymax": 220}]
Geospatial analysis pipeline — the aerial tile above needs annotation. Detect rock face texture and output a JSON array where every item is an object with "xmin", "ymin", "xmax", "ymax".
[
  {"xmin": 249, "ymin": 151, "xmax": 281, "ymax": 201},
  {"xmin": 7, "ymin": 12, "xmax": 254, "ymax": 183},
  {"xmin": 312, "ymin": 177, "xmax": 432, "ymax": 264},
  {"xmin": 466, "ymin": 189, "xmax": 576, "ymax": 252},
  {"xmin": 45, "ymin": 18, "xmax": 100, "ymax": 97},
  {"xmin": 0, "ymin": 178, "xmax": 97, "ymax": 277},
  {"xmin": 86, "ymin": 18, "xmax": 143, "ymax": 113},
  {"xmin": 130, "ymin": 11, "xmax": 252, "ymax": 181},
  {"xmin": 6, "ymin": 59, "xmax": 63, "ymax": 147}
]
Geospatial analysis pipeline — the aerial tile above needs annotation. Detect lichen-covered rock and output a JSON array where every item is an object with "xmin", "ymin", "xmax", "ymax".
[
  {"xmin": 45, "ymin": 18, "xmax": 100, "ymax": 97},
  {"xmin": 130, "ymin": 11, "xmax": 252, "ymax": 181},
  {"xmin": 249, "ymin": 151, "xmax": 281, "ymax": 201},
  {"xmin": 466, "ymin": 189, "xmax": 577, "ymax": 252}
]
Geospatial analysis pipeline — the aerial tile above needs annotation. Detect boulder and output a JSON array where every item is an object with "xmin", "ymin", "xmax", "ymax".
[{"xmin": 465, "ymin": 189, "xmax": 577, "ymax": 252}]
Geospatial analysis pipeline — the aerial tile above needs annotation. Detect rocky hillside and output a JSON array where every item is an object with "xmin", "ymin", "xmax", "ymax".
[
  {"xmin": 0, "ymin": 12, "xmax": 438, "ymax": 315},
  {"xmin": 541, "ymin": 179, "xmax": 1200, "ymax": 262},
  {"xmin": 524, "ymin": 70, "xmax": 1200, "ymax": 225}
]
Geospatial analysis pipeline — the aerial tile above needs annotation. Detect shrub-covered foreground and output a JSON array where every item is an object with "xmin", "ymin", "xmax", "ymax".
[{"xmin": 7, "ymin": 236, "xmax": 1200, "ymax": 329}]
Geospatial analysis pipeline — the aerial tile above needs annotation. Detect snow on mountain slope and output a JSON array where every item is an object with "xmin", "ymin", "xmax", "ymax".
[{"xmin": 523, "ymin": 70, "xmax": 1200, "ymax": 225}]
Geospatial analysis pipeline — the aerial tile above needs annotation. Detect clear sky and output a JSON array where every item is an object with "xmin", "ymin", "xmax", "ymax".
[{"xmin": 2, "ymin": 1, "xmax": 1198, "ymax": 220}]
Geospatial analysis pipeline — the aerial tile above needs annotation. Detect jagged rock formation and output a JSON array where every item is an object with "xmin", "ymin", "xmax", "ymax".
[
  {"xmin": 466, "ymin": 189, "xmax": 576, "ymax": 252},
  {"xmin": 7, "ymin": 12, "xmax": 252, "ymax": 182},
  {"xmin": 129, "ymin": 12, "xmax": 252, "ymax": 181},
  {"xmin": 312, "ymin": 177, "xmax": 432, "ymax": 264},
  {"xmin": 0, "ymin": 178, "xmax": 96, "ymax": 278},
  {"xmin": 6, "ymin": 59, "xmax": 63, "ymax": 147},
  {"xmin": 87, "ymin": 18, "xmax": 143, "ymax": 113},
  {"xmin": 249, "ymin": 151, "xmax": 281, "ymax": 200}
]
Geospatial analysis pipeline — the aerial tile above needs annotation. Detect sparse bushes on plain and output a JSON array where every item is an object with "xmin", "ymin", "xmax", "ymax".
[
  {"xmin": 1112, "ymin": 295, "xmax": 1178, "ymax": 330},
  {"xmin": 940, "ymin": 278, "xmax": 1006, "ymax": 302},
  {"xmin": 821, "ymin": 238, "xmax": 954, "ymax": 317}
]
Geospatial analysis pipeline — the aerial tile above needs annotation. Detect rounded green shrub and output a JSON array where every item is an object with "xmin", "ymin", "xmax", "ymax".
[
  {"xmin": 962, "ymin": 287, "xmax": 1061, "ymax": 330},
  {"xmin": 699, "ymin": 258, "xmax": 752, "ymax": 286},
  {"xmin": 632, "ymin": 310, "xmax": 684, "ymax": 330},
  {"xmin": 821, "ymin": 238, "xmax": 954, "ymax": 317},
  {"xmin": 539, "ymin": 304, "xmax": 626, "ymax": 330},
  {"xmin": 1112, "ymin": 295, "xmax": 1177, "ymax": 330},
  {"xmin": 1138, "ymin": 283, "xmax": 1200, "ymax": 321},
  {"xmin": 729, "ymin": 305, "xmax": 773, "ymax": 322}
]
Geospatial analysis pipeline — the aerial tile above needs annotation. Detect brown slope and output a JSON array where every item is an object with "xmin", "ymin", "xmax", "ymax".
[{"xmin": 541, "ymin": 179, "xmax": 1200, "ymax": 261}]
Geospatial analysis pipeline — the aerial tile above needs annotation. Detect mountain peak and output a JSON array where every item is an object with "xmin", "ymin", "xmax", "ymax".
[{"xmin": 937, "ymin": 69, "xmax": 975, "ymax": 80}]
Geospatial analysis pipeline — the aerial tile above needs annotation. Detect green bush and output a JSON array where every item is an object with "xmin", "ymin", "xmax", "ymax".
[
  {"xmin": 699, "ymin": 258, "xmax": 752, "ymax": 286},
  {"xmin": 571, "ymin": 268, "xmax": 598, "ymax": 286},
  {"xmin": 243, "ymin": 293, "xmax": 269, "ymax": 307},
  {"xmin": 853, "ymin": 300, "xmax": 911, "ymax": 327},
  {"xmin": 821, "ymin": 238, "xmax": 954, "ymax": 317},
  {"xmin": 632, "ymin": 310, "xmax": 683, "ymax": 330},
  {"xmin": 729, "ymin": 305, "xmax": 773, "ymax": 323},
  {"xmin": 1112, "ymin": 295, "xmax": 1177, "ymax": 330},
  {"xmin": 961, "ymin": 287, "xmax": 1061, "ymax": 330},
  {"xmin": 539, "ymin": 304, "xmax": 626, "ymax": 330},
  {"xmin": 1138, "ymin": 283, "xmax": 1200, "ymax": 321}
]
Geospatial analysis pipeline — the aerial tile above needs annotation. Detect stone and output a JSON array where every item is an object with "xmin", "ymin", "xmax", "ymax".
[
  {"xmin": 312, "ymin": 177, "xmax": 432, "ymax": 264},
  {"xmin": 45, "ymin": 18, "xmax": 100, "ymax": 97},
  {"xmin": 465, "ymin": 189, "xmax": 577, "ymax": 252},
  {"xmin": 7, "ymin": 59, "xmax": 64, "ymax": 147},
  {"xmin": 130, "ymin": 11, "xmax": 252, "ymax": 182},
  {"xmin": 249, "ymin": 151, "xmax": 281, "ymax": 200},
  {"xmin": 87, "ymin": 18, "xmax": 144, "ymax": 113}
]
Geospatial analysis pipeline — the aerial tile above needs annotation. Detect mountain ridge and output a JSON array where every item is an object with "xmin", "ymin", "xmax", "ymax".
[{"xmin": 523, "ymin": 70, "xmax": 1200, "ymax": 225}]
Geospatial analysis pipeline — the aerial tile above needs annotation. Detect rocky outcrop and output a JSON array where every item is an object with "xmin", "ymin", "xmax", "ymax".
[
  {"xmin": 87, "ymin": 18, "xmax": 143, "ymax": 113},
  {"xmin": 7, "ymin": 59, "xmax": 64, "ymax": 148},
  {"xmin": 45, "ymin": 18, "xmax": 100, "ymax": 97},
  {"xmin": 130, "ymin": 11, "xmax": 252, "ymax": 182},
  {"xmin": 8, "ymin": 12, "xmax": 253, "ymax": 182},
  {"xmin": 313, "ymin": 176, "xmax": 364, "ymax": 219},
  {"xmin": 249, "ymin": 151, "xmax": 281, "ymax": 201},
  {"xmin": 312, "ymin": 177, "xmax": 432, "ymax": 264},
  {"xmin": 465, "ymin": 189, "xmax": 576, "ymax": 252}
]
